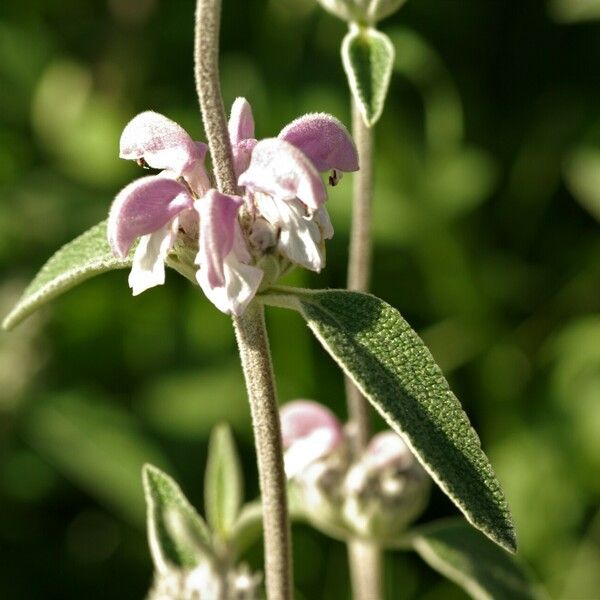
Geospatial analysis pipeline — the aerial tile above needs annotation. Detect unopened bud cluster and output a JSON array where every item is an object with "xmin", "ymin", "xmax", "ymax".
[
  {"xmin": 280, "ymin": 401, "xmax": 430, "ymax": 544},
  {"xmin": 148, "ymin": 562, "xmax": 261, "ymax": 600}
]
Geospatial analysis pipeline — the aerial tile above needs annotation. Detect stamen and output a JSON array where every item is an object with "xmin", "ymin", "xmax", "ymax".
[{"xmin": 328, "ymin": 169, "xmax": 343, "ymax": 186}]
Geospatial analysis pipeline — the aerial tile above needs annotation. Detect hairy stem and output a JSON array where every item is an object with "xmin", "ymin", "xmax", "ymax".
[
  {"xmin": 345, "ymin": 98, "xmax": 374, "ymax": 451},
  {"xmin": 194, "ymin": 0, "xmax": 237, "ymax": 196},
  {"xmin": 345, "ymin": 100, "xmax": 383, "ymax": 599},
  {"xmin": 194, "ymin": 1, "xmax": 292, "ymax": 598},
  {"xmin": 233, "ymin": 304, "xmax": 292, "ymax": 600}
]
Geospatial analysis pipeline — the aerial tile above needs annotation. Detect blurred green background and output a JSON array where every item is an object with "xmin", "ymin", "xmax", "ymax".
[{"xmin": 1, "ymin": 0, "xmax": 599, "ymax": 598}]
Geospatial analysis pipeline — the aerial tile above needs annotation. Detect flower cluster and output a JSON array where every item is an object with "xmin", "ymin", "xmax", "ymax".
[
  {"xmin": 107, "ymin": 99, "xmax": 358, "ymax": 315},
  {"xmin": 280, "ymin": 400, "xmax": 430, "ymax": 542},
  {"xmin": 148, "ymin": 561, "xmax": 261, "ymax": 600}
]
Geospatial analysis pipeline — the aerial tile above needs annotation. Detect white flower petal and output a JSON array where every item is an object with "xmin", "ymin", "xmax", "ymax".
[
  {"xmin": 197, "ymin": 252, "xmax": 263, "ymax": 316},
  {"xmin": 256, "ymin": 196, "xmax": 325, "ymax": 272},
  {"xmin": 315, "ymin": 206, "xmax": 334, "ymax": 240},
  {"xmin": 284, "ymin": 428, "xmax": 340, "ymax": 479},
  {"xmin": 128, "ymin": 225, "xmax": 175, "ymax": 296}
]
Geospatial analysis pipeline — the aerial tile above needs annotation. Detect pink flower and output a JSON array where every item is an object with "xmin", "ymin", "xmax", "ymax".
[
  {"xmin": 107, "ymin": 99, "xmax": 358, "ymax": 313},
  {"xmin": 107, "ymin": 111, "xmax": 262, "ymax": 314},
  {"xmin": 233, "ymin": 100, "xmax": 358, "ymax": 272},
  {"xmin": 279, "ymin": 400, "xmax": 344, "ymax": 478}
]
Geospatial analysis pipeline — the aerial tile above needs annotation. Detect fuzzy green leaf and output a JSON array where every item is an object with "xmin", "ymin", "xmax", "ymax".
[
  {"xmin": 143, "ymin": 464, "xmax": 211, "ymax": 571},
  {"xmin": 406, "ymin": 519, "xmax": 546, "ymax": 600},
  {"xmin": 2, "ymin": 220, "xmax": 131, "ymax": 330},
  {"xmin": 262, "ymin": 289, "xmax": 516, "ymax": 552},
  {"xmin": 204, "ymin": 423, "xmax": 243, "ymax": 540},
  {"xmin": 341, "ymin": 25, "xmax": 395, "ymax": 127}
]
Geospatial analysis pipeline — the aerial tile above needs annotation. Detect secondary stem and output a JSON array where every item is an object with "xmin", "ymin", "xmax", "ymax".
[
  {"xmin": 345, "ymin": 98, "xmax": 374, "ymax": 451},
  {"xmin": 233, "ymin": 304, "xmax": 292, "ymax": 600},
  {"xmin": 194, "ymin": 1, "xmax": 292, "ymax": 598},
  {"xmin": 345, "ymin": 99, "xmax": 383, "ymax": 599}
]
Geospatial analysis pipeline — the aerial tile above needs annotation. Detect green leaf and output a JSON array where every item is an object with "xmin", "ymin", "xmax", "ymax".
[
  {"xmin": 406, "ymin": 519, "xmax": 546, "ymax": 600},
  {"xmin": 204, "ymin": 423, "xmax": 243, "ymax": 540},
  {"xmin": 143, "ymin": 464, "xmax": 211, "ymax": 571},
  {"xmin": 341, "ymin": 25, "xmax": 395, "ymax": 127},
  {"xmin": 2, "ymin": 220, "xmax": 131, "ymax": 330},
  {"xmin": 261, "ymin": 289, "xmax": 516, "ymax": 552}
]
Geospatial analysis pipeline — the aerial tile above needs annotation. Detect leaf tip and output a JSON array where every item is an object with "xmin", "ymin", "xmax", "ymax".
[
  {"xmin": 142, "ymin": 462, "xmax": 155, "ymax": 477},
  {"xmin": 501, "ymin": 527, "xmax": 518, "ymax": 554},
  {"xmin": 142, "ymin": 462, "xmax": 162, "ymax": 489},
  {"xmin": 1, "ymin": 304, "xmax": 27, "ymax": 331},
  {"xmin": 212, "ymin": 421, "xmax": 233, "ymax": 438},
  {"xmin": 482, "ymin": 517, "xmax": 517, "ymax": 554}
]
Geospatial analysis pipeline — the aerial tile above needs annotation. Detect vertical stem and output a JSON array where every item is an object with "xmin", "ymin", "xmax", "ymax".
[
  {"xmin": 194, "ymin": 0, "xmax": 237, "ymax": 196},
  {"xmin": 194, "ymin": 1, "xmax": 292, "ymax": 597},
  {"xmin": 345, "ymin": 98, "xmax": 374, "ymax": 452},
  {"xmin": 233, "ymin": 304, "xmax": 292, "ymax": 600},
  {"xmin": 347, "ymin": 101, "xmax": 374, "ymax": 293},
  {"xmin": 345, "ymin": 100, "xmax": 383, "ymax": 599}
]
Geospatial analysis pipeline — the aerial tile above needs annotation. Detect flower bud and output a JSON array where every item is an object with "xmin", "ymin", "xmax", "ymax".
[
  {"xmin": 280, "ymin": 401, "xmax": 353, "ymax": 538},
  {"xmin": 280, "ymin": 400, "xmax": 344, "ymax": 478},
  {"xmin": 292, "ymin": 450, "xmax": 350, "ymax": 539},
  {"xmin": 148, "ymin": 561, "xmax": 222, "ymax": 600},
  {"xmin": 148, "ymin": 561, "xmax": 261, "ymax": 600},
  {"xmin": 342, "ymin": 431, "xmax": 430, "ymax": 540}
]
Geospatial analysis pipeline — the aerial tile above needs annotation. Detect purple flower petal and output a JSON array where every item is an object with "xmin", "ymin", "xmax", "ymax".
[
  {"xmin": 279, "ymin": 113, "xmax": 359, "ymax": 173},
  {"xmin": 120, "ymin": 111, "xmax": 207, "ymax": 179},
  {"xmin": 239, "ymin": 138, "xmax": 327, "ymax": 209},
  {"xmin": 195, "ymin": 190, "xmax": 243, "ymax": 288},
  {"xmin": 108, "ymin": 175, "xmax": 193, "ymax": 258},
  {"xmin": 228, "ymin": 97, "xmax": 255, "ymax": 145},
  {"xmin": 232, "ymin": 137, "xmax": 258, "ymax": 178}
]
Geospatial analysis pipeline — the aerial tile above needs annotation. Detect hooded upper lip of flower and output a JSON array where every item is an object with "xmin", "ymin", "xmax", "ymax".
[
  {"xmin": 107, "ymin": 98, "xmax": 358, "ymax": 313},
  {"xmin": 238, "ymin": 106, "xmax": 359, "ymax": 209},
  {"xmin": 108, "ymin": 111, "xmax": 210, "ymax": 262},
  {"xmin": 233, "ymin": 99, "xmax": 358, "ymax": 273}
]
